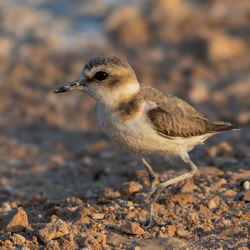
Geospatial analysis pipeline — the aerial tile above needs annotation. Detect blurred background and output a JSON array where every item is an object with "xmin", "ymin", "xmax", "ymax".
[{"xmin": 0, "ymin": 0, "xmax": 250, "ymax": 217}]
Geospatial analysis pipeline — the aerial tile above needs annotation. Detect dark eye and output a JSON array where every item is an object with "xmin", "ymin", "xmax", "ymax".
[{"xmin": 94, "ymin": 71, "xmax": 109, "ymax": 81}]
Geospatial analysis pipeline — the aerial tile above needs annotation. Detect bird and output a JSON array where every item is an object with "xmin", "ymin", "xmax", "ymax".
[{"xmin": 54, "ymin": 56, "xmax": 238, "ymax": 228}]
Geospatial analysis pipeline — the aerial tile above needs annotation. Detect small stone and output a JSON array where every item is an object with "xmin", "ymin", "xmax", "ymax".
[
  {"xmin": 208, "ymin": 200, "xmax": 216, "ymax": 209},
  {"xmin": 213, "ymin": 178, "xmax": 227, "ymax": 189},
  {"xmin": 217, "ymin": 142, "xmax": 233, "ymax": 156},
  {"xmin": 208, "ymin": 32, "xmax": 247, "ymax": 61},
  {"xmin": 243, "ymin": 181, "xmax": 250, "ymax": 191},
  {"xmin": 96, "ymin": 234, "xmax": 106, "ymax": 245},
  {"xmin": 166, "ymin": 225, "xmax": 176, "ymax": 237},
  {"xmin": 176, "ymin": 228, "xmax": 189, "ymax": 237},
  {"xmin": 45, "ymin": 240, "xmax": 60, "ymax": 250},
  {"xmin": 38, "ymin": 218, "xmax": 69, "ymax": 242},
  {"xmin": 208, "ymin": 200, "xmax": 217, "ymax": 209},
  {"xmin": 223, "ymin": 190, "xmax": 237, "ymax": 197},
  {"xmin": 121, "ymin": 222, "xmax": 144, "ymax": 235},
  {"xmin": 5, "ymin": 207, "xmax": 29, "ymax": 232},
  {"xmin": 187, "ymin": 212, "xmax": 200, "ymax": 226},
  {"xmin": 10, "ymin": 234, "xmax": 26, "ymax": 246},
  {"xmin": 242, "ymin": 190, "xmax": 250, "ymax": 202},
  {"xmin": 198, "ymin": 167, "xmax": 224, "ymax": 176},
  {"xmin": 27, "ymin": 195, "xmax": 47, "ymax": 205},
  {"xmin": 104, "ymin": 188, "xmax": 121, "ymax": 199},
  {"xmin": 219, "ymin": 226, "xmax": 242, "ymax": 237},
  {"xmin": 181, "ymin": 180, "xmax": 199, "ymax": 193},
  {"xmin": 84, "ymin": 235, "xmax": 101, "ymax": 250},
  {"xmin": 75, "ymin": 216, "xmax": 91, "ymax": 225},
  {"xmin": 92, "ymin": 213, "xmax": 105, "ymax": 220},
  {"xmin": 121, "ymin": 181, "xmax": 143, "ymax": 195}
]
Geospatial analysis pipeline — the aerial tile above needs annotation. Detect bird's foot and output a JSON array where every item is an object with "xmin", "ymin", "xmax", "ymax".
[{"xmin": 144, "ymin": 216, "xmax": 169, "ymax": 229}]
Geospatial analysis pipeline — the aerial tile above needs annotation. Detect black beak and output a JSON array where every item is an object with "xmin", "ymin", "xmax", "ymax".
[{"xmin": 54, "ymin": 78, "xmax": 83, "ymax": 94}]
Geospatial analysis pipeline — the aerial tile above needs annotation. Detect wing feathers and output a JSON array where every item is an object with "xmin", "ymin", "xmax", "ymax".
[{"xmin": 141, "ymin": 84, "xmax": 238, "ymax": 138}]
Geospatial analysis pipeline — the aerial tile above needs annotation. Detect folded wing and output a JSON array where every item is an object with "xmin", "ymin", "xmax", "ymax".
[{"xmin": 141, "ymin": 84, "xmax": 237, "ymax": 138}]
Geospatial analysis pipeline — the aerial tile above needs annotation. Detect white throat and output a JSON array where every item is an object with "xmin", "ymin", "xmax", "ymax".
[{"xmin": 101, "ymin": 81, "xmax": 140, "ymax": 108}]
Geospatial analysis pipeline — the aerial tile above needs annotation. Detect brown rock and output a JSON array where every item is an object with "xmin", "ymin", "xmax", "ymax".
[
  {"xmin": 121, "ymin": 222, "xmax": 145, "ymax": 235},
  {"xmin": 166, "ymin": 225, "xmax": 176, "ymax": 237},
  {"xmin": 171, "ymin": 194, "xmax": 196, "ymax": 206},
  {"xmin": 219, "ymin": 226, "xmax": 242, "ymax": 237},
  {"xmin": 208, "ymin": 32, "xmax": 247, "ymax": 61},
  {"xmin": 243, "ymin": 190, "xmax": 250, "ymax": 202},
  {"xmin": 10, "ymin": 234, "xmax": 26, "ymax": 246},
  {"xmin": 198, "ymin": 167, "xmax": 224, "ymax": 176},
  {"xmin": 75, "ymin": 216, "xmax": 91, "ymax": 225},
  {"xmin": 38, "ymin": 218, "xmax": 69, "ymax": 242},
  {"xmin": 181, "ymin": 180, "xmax": 199, "ymax": 193},
  {"xmin": 176, "ymin": 228, "xmax": 189, "ymax": 237},
  {"xmin": 45, "ymin": 240, "xmax": 60, "ymax": 250},
  {"xmin": 223, "ymin": 190, "xmax": 237, "ymax": 197},
  {"xmin": 91, "ymin": 213, "xmax": 105, "ymax": 220},
  {"xmin": 208, "ymin": 200, "xmax": 217, "ymax": 209},
  {"xmin": 104, "ymin": 187, "xmax": 121, "ymax": 199},
  {"xmin": 187, "ymin": 212, "xmax": 200, "ymax": 226},
  {"xmin": 106, "ymin": 233, "xmax": 126, "ymax": 247},
  {"xmin": 121, "ymin": 181, "xmax": 143, "ymax": 195},
  {"xmin": 84, "ymin": 235, "xmax": 101, "ymax": 250},
  {"xmin": 213, "ymin": 178, "xmax": 227, "ymax": 189},
  {"xmin": 96, "ymin": 234, "xmax": 106, "ymax": 245},
  {"xmin": 133, "ymin": 237, "xmax": 190, "ymax": 250},
  {"xmin": 5, "ymin": 207, "xmax": 28, "ymax": 232}
]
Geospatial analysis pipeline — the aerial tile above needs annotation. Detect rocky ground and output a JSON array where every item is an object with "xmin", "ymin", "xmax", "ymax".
[{"xmin": 0, "ymin": 0, "xmax": 249, "ymax": 249}]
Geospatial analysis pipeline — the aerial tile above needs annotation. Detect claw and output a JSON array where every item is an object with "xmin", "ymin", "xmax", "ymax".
[
  {"xmin": 144, "ymin": 216, "xmax": 170, "ymax": 229},
  {"xmin": 144, "ymin": 216, "xmax": 158, "ymax": 229}
]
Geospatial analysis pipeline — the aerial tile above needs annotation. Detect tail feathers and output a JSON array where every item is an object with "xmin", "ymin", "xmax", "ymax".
[{"xmin": 212, "ymin": 121, "xmax": 239, "ymax": 132}]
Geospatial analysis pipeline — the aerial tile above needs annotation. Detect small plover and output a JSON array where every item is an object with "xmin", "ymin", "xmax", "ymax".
[{"xmin": 54, "ymin": 56, "xmax": 238, "ymax": 227}]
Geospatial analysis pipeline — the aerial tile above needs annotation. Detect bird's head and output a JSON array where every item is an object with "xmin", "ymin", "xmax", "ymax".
[{"xmin": 54, "ymin": 57, "xmax": 140, "ymax": 108}]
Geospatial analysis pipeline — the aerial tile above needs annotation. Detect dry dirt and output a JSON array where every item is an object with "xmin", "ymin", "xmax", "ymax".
[{"xmin": 0, "ymin": 0, "xmax": 249, "ymax": 249}]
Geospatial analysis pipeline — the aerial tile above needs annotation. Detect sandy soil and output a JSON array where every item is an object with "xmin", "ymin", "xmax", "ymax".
[{"xmin": 0, "ymin": 0, "xmax": 249, "ymax": 249}]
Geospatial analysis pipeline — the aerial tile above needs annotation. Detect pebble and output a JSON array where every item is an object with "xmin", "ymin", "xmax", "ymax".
[
  {"xmin": 104, "ymin": 188, "xmax": 121, "ymax": 199},
  {"xmin": 96, "ymin": 234, "xmax": 106, "ymax": 245},
  {"xmin": 243, "ymin": 181, "xmax": 249, "ymax": 191},
  {"xmin": 176, "ymin": 228, "xmax": 189, "ymax": 237},
  {"xmin": 10, "ymin": 234, "xmax": 26, "ymax": 246},
  {"xmin": 208, "ymin": 200, "xmax": 217, "ymax": 209},
  {"xmin": 166, "ymin": 225, "xmax": 176, "ymax": 237},
  {"xmin": 208, "ymin": 32, "xmax": 247, "ymax": 61},
  {"xmin": 213, "ymin": 178, "xmax": 227, "ymax": 189},
  {"xmin": 4, "ymin": 207, "xmax": 29, "ymax": 232},
  {"xmin": 121, "ymin": 181, "xmax": 143, "ymax": 195},
  {"xmin": 121, "ymin": 222, "xmax": 145, "ymax": 235},
  {"xmin": 223, "ymin": 190, "xmax": 237, "ymax": 197},
  {"xmin": 84, "ymin": 235, "xmax": 101, "ymax": 249},
  {"xmin": 92, "ymin": 213, "xmax": 105, "ymax": 220},
  {"xmin": 38, "ymin": 218, "xmax": 69, "ymax": 242},
  {"xmin": 181, "ymin": 180, "xmax": 199, "ymax": 193},
  {"xmin": 242, "ymin": 190, "xmax": 250, "ymax": 202}
]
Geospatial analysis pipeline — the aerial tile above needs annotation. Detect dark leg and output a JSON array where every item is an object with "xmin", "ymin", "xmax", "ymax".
[
  {"xmin": 146, "ymin": 153, "xmax": 198, "ymax": 228},
  {"xmin": 141, "ymin": 157, "xmax": 157, "ymax": 227},
  {"xmin": 141, "ymin": 157, "xmax": 156, "ymax": 188}
]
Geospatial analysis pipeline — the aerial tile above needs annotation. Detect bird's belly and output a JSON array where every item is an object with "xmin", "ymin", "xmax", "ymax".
[
  {"xmin": 96, "ymin": 104, "xmax": 206, "ymax": 156},
  {"xmin": 97, "ymin": 113, "xmax": 173, "ymax": 155}
]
